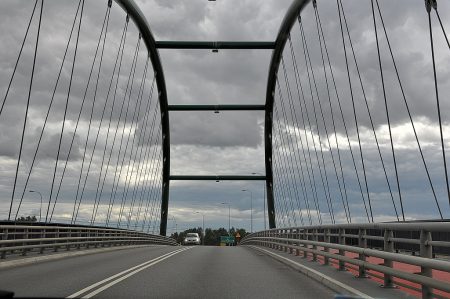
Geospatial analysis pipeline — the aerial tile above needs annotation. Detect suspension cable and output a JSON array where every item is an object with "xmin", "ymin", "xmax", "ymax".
[
  {"xmin": 336, "ymin": 0, "xmax": 371, "ymax": 222},
  {"xmin": 71, "ymin": 5, "xmax": 112, "ymax": 224},
  {"xmin": 117, "ymin": 58, "xmax": 150, "ymax": 226},
  {"xmin": 46, "ymin": 0, "xmax": 85, "ymax": 222},
  {"xmin": 14, "ymin": 0, "xmax": 83, "ymax": 218},
  {"xmin": 276, "ymin": 85, "xmax": 304, "ymax": 226},
  {"xmin": 278, "ymin": 63, "xmax": 309, "ymax": 225},
  {"xmin": 433, "ymin": 6, "xmax": 450, "ymax": 51},
  {"xmin": 0, "ymin": 0, "xmax": 38, "ymax": 119},
  {"xmin": 298, "ymin": 17, "xmax": 335, "ymax": 223},
  {"xmin": 126, "ymin": 76, "xmax": 158, "ymax": 227},
  {"xmin": 426, "ymin": 0, "xmax": 450, "ymax": 208},
  {"xmin": 298, "ymin": 17, "xmax": 340, "ymax": 224},
  {"xmin": 130, "ymin": 87, "xmax": 159, "ymax": 228},
  {"xmin": 66, "ymin": 3, "xmax": 111, "ymax": 223},
  {"xmin": 272, "ymin": 115, "xmax": 291, "ymax": 227},
  {"xmin": 89, "ymin": 18, "xmax": 131, "ymax": 224},
  {"xmin": 375, "ymin": 0, "xmax": 442, "ymax": 218},
  {"xmin": 105, "ymin": 36, "xmax": 142, "ymax": 225},
  {"xmin": 8, "ymin": 0, "xmax": 44, "ymax": 221},
  {"xmin": 287, "ymin": 36, "xmax": 322, "ymax": 225},
  {"xmin": 280, "ymin": 50, "xmax": 315, "ymax": 225},
  {"xmin": 370, "ymin": 0, "xmax": 402, "ymax": 221},
  {"xmin": 312, "ymin": 2, "xmax": 351, "ymax": 222}
]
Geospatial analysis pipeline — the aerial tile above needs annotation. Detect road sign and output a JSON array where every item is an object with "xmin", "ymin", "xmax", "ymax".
[{"xmin": 220, "ymin": 236, "xmax": 235, "ymax": 245}]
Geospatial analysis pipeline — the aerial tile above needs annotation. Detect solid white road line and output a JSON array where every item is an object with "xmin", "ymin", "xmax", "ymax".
[
  {"xmin": 67, "ymin": 247, "xmax": 190, "ymax": 299},
  {"xmin": 248, "ymin": 245, "xmax": 374, "ymax": 299}
]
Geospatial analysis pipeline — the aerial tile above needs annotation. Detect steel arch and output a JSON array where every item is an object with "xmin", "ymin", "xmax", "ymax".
[
  {"xmin": 265, "ymin": 0, "xmax": 311, "ymax": 229},
  {"xmin": 114, "ymin": 0, "xmax": 170, "ymax": 236}
]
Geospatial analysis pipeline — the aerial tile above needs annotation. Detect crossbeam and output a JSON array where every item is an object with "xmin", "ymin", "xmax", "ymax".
[
  {"xmin": 169, "ymin": 175, "xmax": 266, "ymax": 181},
  {"xmin": 155, "ymin": 41, "xmax": 275, "ymax": 49},
  {"xmin": 168, "ymin": 104, "xmax": 265, "ymax": 111}
]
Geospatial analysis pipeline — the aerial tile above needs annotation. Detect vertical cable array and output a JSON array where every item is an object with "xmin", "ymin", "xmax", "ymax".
[
  {"xmin": 1, "ymin": 0, "xmax": 165, "ymax": 231},
  {"xmin": 270, "ymin": 0, "xmax": 449, "ymax": 226},
  {"xmin": 425, "ymin": 0, "xmax": 450, "ymax": 208},
  {"xmin": 8, "ymin": 0, "xmax": 44, "ymax": 221}
]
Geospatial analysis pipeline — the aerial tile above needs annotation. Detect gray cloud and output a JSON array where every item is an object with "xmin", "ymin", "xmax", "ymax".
[{"xmin": 0, "ymin": 0, "xmax": 449, "ymax": 231}]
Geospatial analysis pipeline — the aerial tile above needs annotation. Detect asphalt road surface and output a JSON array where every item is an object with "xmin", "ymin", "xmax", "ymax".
[{"xmin": 0, "ymin": 245, "xmax": 336, "ymax": 298}]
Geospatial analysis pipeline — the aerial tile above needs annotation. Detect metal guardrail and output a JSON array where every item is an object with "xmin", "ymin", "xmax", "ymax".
[
  {"xmin": 241, "ymin": 222, "xmax": 450, "ymax": 299},
  {"xmin": 0, "ymin": 223, "xmax": 178, "ymax": 259}
]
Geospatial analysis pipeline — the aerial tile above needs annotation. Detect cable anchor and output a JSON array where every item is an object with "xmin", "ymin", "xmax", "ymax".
[{"xmin": 425, "ymin": 0, "xmax": 437, "ymax": 13}]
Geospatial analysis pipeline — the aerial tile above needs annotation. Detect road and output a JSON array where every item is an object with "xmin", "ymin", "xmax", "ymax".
[{"xmin": 0, "ymin": 245, "xmax": 336, "ymax": 298}]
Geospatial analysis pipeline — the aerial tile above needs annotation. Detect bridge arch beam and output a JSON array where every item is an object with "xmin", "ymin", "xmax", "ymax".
[
  {"xmin": 114, "ymin": 0, "xmax": 170, "ymax": 236},
  {"xmin": 265, "ymin": 0, "xmax": 311, "ymax": 229}
]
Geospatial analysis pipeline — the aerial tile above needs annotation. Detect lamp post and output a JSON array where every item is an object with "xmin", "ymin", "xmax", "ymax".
[
  {"xmin": 221, "ymin": 202, "xmax": 230, "ymax": 235},
  {"xmin": 196, "ymin": 211, "xmax": 205, "ymax": 245},
  {"xmin": 29, "ymin": 190, "xmax": 42, "ymax": 222},
  {"xmin": 171, "ymin": 216, "xmax": 177, "ymax": 235},
  {"xmin": 252, "ymin": 172, "xmax": 266, "ymax": 230},
  {"xmin": 242, "ymin": 189, "xmax": 253, "ymax": 233}
]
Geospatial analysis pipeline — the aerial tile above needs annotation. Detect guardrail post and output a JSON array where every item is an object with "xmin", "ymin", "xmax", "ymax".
[
  {"xmin": 271, "ymin": 230, "xmax": 275, "ymax": 249},
  {"xmin": 77, "ymin": 229, "xmax": 81, "ymax": 250},
  {"xmin": 22, "ymin": 228, "xmax": 29, "ymax": 256},
  {"xmin": 338, "ymin": 228, "xmax": 346, "ymax": 271},
  {"xmin": 94, "ymin": 230, "xmax": 99, "ymax": 248},
  {"xmin": 54, "ymin": 229, "xmax": 59, "ymax": 252},
  {"xmin": 86, "ymin": 229, "xmax": 90, "ymax": 249},
  {"xmin": 278, "ymin": 229, "xmax": 282, "ymax": 251},
  {"xmin": 101, "ymin": 229, "xmax": 106, "ymax": 247},
  {"xmin": 66, "ymin": 229, "xmax": 71, "ymax": 251},
  {"xmin": 293, "ymin": 229, "xmax": 299, "ymax": 256},
  {"xmin": 312, "ymin": 229, "xmax": 317, "ymax": 262},
  {"xmin": 302, "ymin": 229, "xmax": 307, "ymax": 259},
  {"xmin": 1, "ymin": 228, "xmax": 8, "ymax": 259},
  {"xmin": 382, "ymin": 229, "xmax": 395, "ymax": 288},
  {"xmin": 286, "ymin": 229, "xmax": 290, "ymax": 253},
  {"xmin": 420, "ymin": 230, "xmax": 433, "ymax": 299},
  {"xmin": 358, "ymin": 228, "xmax": 368, "ymax": 278},
  {"xmin": 324, "ymin": 229, "xmax": 330, "ymax": 265},
  {"xmin": 40, "ymin": 229, "xmax": 45, "ymax": 254}
]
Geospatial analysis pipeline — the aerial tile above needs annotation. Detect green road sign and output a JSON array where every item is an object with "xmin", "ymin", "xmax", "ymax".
[{"xmin": 220, "ymin": 236, "xmax": 235, "ymax": 244}]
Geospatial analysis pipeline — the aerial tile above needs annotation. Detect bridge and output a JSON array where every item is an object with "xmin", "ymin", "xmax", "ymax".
[{"xmin": 0, "ymin": 0, "xmax": 450, "ymax": 298}]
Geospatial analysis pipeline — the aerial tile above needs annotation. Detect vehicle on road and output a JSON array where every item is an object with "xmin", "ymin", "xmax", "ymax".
[{"xmin": 183, "ymin": 233, "xmax": 201, "ymax": 245}]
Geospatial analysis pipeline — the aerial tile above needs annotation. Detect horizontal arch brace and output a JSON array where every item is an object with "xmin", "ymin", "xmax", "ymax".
[
  {"xmin": 169, "ymin": 175, "xmax": 266, "ymax": 181},
  {"xmin": 155, "ymin": 41, "xmax": 275, "ymax": 49},
  {"xmin": 168, "ymin": 104, "xmax": 266, "ymax": 111}
]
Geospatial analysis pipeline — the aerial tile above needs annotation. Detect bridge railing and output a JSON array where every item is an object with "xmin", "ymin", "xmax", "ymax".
[
  {"xmin": 0, "ymin": 223, "xmax": 178, "ymax": 259},
  {"xmin": 241, "ymin": 222, "xmax": 450, "ymax": 299}
]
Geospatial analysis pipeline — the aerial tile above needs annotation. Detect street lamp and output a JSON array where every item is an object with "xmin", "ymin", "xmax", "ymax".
[
  {"xmin": 221, "ymin": 202, "xmax": 230, "ymax": 235},
  {"xmin": 29, "ymin": 190, "xmax": 42, "ymax": 222},
  {"xmin": 252, "ymin": 172, "xmax": 267, "ymax": 230},
  {"xmin": 242, "ymin": 189, "xmax": 253, "ymax": 233},
  {"xmin": 196, "ymin": 211, "xmax": 205, "ymax": 245},
  {"xmin": 171, "ymin": 216, "xmax": 177, "ymax": 234}
]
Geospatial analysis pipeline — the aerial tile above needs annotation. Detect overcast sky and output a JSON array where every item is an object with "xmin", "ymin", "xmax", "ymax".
[{"xmin": 0, "ymin": 0, "xmax": 449, "ymax": 234}]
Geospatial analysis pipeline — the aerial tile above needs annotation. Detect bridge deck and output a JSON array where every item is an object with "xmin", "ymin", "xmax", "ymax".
[
  {"xmin": 250, "ymin": 245, "xmax": 415, "ymax": 299},
  {"xmin": 0, "ymin": 245, "xmax": 335, "ymax": 298}
]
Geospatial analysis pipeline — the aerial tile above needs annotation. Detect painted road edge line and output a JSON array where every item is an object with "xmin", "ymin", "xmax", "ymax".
[
  {"xmin": 0, "ymin": 245, "xmax": 164, "ymax": 270},
  {"xmin": 247, "ymin": 245, "xmax": 374, "ymax": 299},
  {"xmin": 67, "ymin": 247, "xmax": 190, "ymax": 298},
  {"xmin": 80, "ymin": 247, "xmax": 192, "ymax": 298}
]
